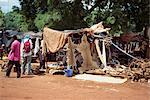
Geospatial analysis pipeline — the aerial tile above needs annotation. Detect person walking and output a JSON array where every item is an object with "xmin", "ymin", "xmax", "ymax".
[
  {"xmin": 21, "ymin": 35, "xmax": 33, "ymax": 75},
  {"xmin": 6, "ymin": 35, "xmax": 21, "ymax": 78},
  {"xmin": 0, "ymin": 45, "xmax": 4, "ymax": 60},
  {"xmin": 39, "ymin": 47, "xmax": 45, "ymax": 69}
]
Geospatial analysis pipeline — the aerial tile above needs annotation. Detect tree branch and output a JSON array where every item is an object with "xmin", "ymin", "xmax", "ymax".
[{"xmin": 89, "ymin": 0, "xmax": 105, "ymax": 13}]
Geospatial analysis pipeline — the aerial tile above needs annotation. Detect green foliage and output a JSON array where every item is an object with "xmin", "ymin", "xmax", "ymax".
[
  {"xmin": 4, "ymin": 12, "xmax": 28, "ymax": 32},
  {"xmin": 83, "ymin": 0, "xmax": 149, "ymax": 35},
  {"xmin": 34, "ymin": 10, "xmax": 62, "ymax": 30},
  {"xmin": 19, "ymin": 0, "xmax": 37, "ymax": 31},
  {"xmin": 106, "ymin": 16, "xmax": 116, "ymax": 24},
  {"xmin": 0, "ymin": 8, "xmax": 4, "ymax": 28},
  {"xmin": 56, "ymin": 0, "xmax": 87, "ymax": 30},
  {"xmin": 12, "ymin": 6, "xmax": 20, "ymax": 13},
  {"xmin": 84, "ymin": 9, "xmax": 99, "ymax": 26},
  {"xmin": 1, "ymin": 0, "xmax": 149, "ymax": 35}
]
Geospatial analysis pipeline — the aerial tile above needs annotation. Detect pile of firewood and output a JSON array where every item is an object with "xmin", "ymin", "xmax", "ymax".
[
  {"xmin": 85, "ymin": 59, "xmax": 150, "ymax": 83},
  {"xmin": 104, "ymin": 59, "xmax": 150, "ymax": 82},
  {"xmin": 128, "ymin": 59, "xmax": 150, "ymax": 82},
  {"xmin": 104, "ymin": 65, "xmax": 128, "ymax": 78}
]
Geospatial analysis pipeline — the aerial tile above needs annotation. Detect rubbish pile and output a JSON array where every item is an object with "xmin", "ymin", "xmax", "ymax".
[
  {"xmin": 128, "ymin": 59, "xmax": 150, "ymax": 82},
  {"xmin": 85, "ymin": 59, "xmax": 150, "ymax": 83},
  {"xmin": 46, "ymin": 62, "xmax": 65, "ymax": 75}
]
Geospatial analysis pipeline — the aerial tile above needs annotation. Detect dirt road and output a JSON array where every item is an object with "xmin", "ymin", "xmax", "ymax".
[{"xmin": 0, "ymin": 71, "xmax": 150, "ymax": 100}]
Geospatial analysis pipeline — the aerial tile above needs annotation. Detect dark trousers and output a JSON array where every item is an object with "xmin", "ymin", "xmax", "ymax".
[
  {"xmin": 6, "ymin": 60, "xmax": 21, "ymax": 78},
  {"xmin": 40, "ymin": 60, "xmax": 45, "ymax": 69},
  {"xmin": 0, "ymin": 52, "xmax": 3, "ymax": 60}
]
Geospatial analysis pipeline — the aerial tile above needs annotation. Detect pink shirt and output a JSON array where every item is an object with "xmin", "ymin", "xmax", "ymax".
[{"xmin": 8, "ymin": 40, "xmax": 21, "ymax": 61}]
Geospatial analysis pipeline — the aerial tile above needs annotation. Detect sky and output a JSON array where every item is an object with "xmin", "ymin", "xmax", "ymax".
[{"xmin": 0, "ymin": 0, "xmax": 20, "ymax": 13}]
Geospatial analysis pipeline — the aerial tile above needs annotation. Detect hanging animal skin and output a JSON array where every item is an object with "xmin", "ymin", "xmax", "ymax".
[
  {"xmin": 77, "ymin": 35, "xmax": 99, "ymax": 72},
  {"xmin": 127, "ymin": 43, "xmax": 130, "ymax": 53},
  {"xmin": 124, "ymin": 44, "xmax": 127, "ymax": 52},
  {"xmin": 66, "ymin": 37, "xmax": 78, "ymax": 72},
  {"xmin": 135, "ymin": 42, "xmax": 140, "ymax": 51},
  {"xmin": 130, "ymin": 42, "xmax": 134, "ymax": 53}
]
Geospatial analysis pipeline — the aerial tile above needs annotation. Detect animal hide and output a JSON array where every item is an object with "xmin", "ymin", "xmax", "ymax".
[
  {"xmin": 135, "ymin": 42, "xmax": 140, "ymax": 51},
  {"xmin": 66, "ymin": 37, "xmax": 78, "ymax": 72},
  {"xmin": 77, "ymin": 35, "xmax": 99, "ymax": 72},
  {"xmin": 43, "ymin": 27, "xmax": 67, "ymax": 53}
]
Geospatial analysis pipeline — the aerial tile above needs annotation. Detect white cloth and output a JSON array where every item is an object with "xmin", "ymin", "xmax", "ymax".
[
  {"xmin": 102, "ymin": 40, "xmax": 107, "ymax": 68},
  {"xmin": 34, "ymin": 38, "xmax": 39, "ymax": 56},
  {"xmin": 40, "ymin": 40, "xmax": 43, "ymax": 48},
  {"xmin": 94, "ymin": 39, "xmax": 107, "ymax": 67}
]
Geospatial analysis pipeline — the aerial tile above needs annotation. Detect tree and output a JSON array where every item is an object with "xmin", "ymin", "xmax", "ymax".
[
  {"xmin": 34, "ymin": 10, "xmax": 62, "ymax": 31},
  {"xmin": 83, "ymin": 0, "xmax": 149, "ymax": 35},
  {"xmin": 19, "ymin": 0, "xmax": 37, "ymax": 31},
  {"xmin": 0, "ymin": 7, "xmax": 4, "ymax": 28},
  {"xmin": 18, "ymin": 0, "xmax": 88, "ymax": 30},
  {"xmin": 12, "ymin": 6, "xmax": 20, "ymax": 13},
  {"xmin": 17, "ymin": 0, "xmax": 149, "ymax": 34},
  {"xmin": 4, "ymin": 11, "xmax": 28, "ymax": 32}
]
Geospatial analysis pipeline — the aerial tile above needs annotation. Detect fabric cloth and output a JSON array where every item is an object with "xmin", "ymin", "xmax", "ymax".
[
  {"xmin": 94, "ymin": 39, "xmax": 107, "ymax": 68},
  {"xmin": 40, "ymin": 40, "xmax": 44, "ymax": 48},
  {"xmin": 102, "ymin": 40, "xmax": 107, "ymax": 68},
  {"xmin": 43, "ymin": 27, "xmax": 67, "ymax": 53},
  {"xmin": 6, "ymin": 60, "xmax": 21, "ymax": 78},
  {"xmin": 8, "ymin": 40, "xmax": 21, "ymax": 61},
  {"xmin": 34, "ymin": 38, "xmax": 40, "ymax": 56},
  {"xmin": 94, "ymin": 39, "xmax": 105, "ymax": 64}
]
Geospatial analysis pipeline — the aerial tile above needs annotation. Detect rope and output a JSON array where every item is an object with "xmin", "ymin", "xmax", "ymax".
[
  {"xmin": 111, "ymin": 41, "xmax": 139, "ymax": 60},
  {"xmin": 93, "ymin": 35, "xmax": 139, "ymax": 60}
]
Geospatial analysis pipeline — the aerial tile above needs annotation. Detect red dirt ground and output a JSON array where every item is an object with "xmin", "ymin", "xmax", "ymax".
[{"xmin": 0, "ymin": 71, "xmax": 150, "ymax": 100}]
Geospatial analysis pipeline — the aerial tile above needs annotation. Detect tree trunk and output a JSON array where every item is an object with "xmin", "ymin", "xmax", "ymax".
[{"xmin": 144, "ymin": 26, "xmax": 150, "ymax": 59}]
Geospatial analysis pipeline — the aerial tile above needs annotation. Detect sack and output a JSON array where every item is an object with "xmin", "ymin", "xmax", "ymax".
[{"xmin": 24, "ymin": 40, "xmax": 31, "ymax": 53}]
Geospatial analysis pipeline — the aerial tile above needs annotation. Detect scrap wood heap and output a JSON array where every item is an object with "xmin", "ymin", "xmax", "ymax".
[
  {"xmin": 128, "ymin": 59, "xmax": 150, "ymax": 82},
  {"xmin": 86, "ymin": 58, "xmax": 150, "ymax": 83},
  {"xmin": 101, "ymin": 59, "xmax": 150, "ymax": 82},
  {"xmin": 103, "ymin": 65, "xmax": 128, "ymax": 78}
]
